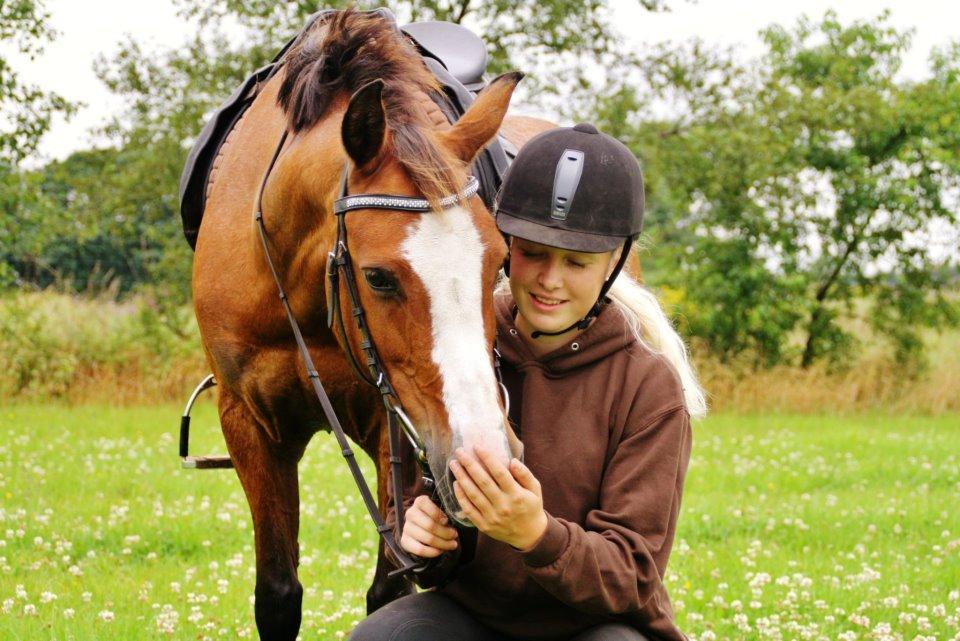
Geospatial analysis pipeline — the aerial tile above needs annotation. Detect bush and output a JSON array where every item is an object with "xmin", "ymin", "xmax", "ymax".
[{"xmin": 0, "ymin": 290, "xmax": 206, "ymax": 402}]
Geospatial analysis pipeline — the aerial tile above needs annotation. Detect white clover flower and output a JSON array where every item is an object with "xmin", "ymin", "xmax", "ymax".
[
  {"xmin": 155, "ymin": 604, "xmax": 179, "ymax": 634},
  {"xmin": 81, "ymin": 591, "xmax": 92, "ymax": 602},
  {"xmin": 39, "ymin": 591, "xmax": 56, "ymax": 603},
  {"xmin": 849, "ymin": 613, "xmax": 870, "ymax": 627},
  {"xmin": 62, "ymin": 608, "xmax": 75, "ymax": 618},
  {"xmin": 98, "ymin": 609, "xmax": 115, "ymax": 622}
]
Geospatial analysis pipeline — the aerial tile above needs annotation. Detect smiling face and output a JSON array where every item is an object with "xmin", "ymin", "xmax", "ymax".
[{"xmin": 508, "ymin": 237, "xmax": 619, "ymax": 354}]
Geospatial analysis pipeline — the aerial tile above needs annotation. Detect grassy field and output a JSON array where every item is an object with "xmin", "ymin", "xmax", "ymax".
[{"xmin": 1, "ymin": 403, "xmax": 958, "ymax": 640}]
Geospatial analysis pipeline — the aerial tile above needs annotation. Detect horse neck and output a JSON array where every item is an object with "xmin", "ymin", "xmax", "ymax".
[{"xmin": 259, "ymin": 111, "xmax": 348, "ymax": 322}]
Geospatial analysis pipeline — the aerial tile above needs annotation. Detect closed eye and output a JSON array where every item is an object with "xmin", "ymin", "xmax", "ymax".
[{"xmin": 362, "ymin": 268, "xmax": 400, "ymax": 297}]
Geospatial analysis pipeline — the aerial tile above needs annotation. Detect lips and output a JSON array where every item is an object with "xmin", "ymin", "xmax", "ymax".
[{"xmin": 529, "ymin": 292, "xmax": 566, "ymax": 310}]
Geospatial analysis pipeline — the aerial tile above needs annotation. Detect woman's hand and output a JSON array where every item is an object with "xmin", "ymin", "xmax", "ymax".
[
  {"xmin": 450, "ymin": 446, "xmax": 548, "ymax": 551},
  {"xmin": 399, "ymin": 494, "xmax": 459, "ymax": 559}
]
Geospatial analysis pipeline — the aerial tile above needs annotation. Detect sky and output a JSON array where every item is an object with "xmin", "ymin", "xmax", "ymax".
[{"xmin": 9, "ymin": 0, "xmax": 960, "ymax": 163}]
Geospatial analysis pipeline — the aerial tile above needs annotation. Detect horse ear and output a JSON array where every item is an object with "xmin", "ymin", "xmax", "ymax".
[
  {"xmin": 441, "ymin": 71, "xmax": 524, "ymax": 164},
  {"xmin": 342, "ymin": 79, "xmax": 386, "ymax": 170}
]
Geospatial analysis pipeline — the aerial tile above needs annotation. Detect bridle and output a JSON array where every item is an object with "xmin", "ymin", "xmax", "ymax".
[{"xmin": 254, "ymin": 129, "xmax": 507, "ymax": 577}]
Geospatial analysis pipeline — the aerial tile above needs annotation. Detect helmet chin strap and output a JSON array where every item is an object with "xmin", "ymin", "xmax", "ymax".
[{"xmin": 530, "ymin": 237, "xmax": 634, "ymax": 339}]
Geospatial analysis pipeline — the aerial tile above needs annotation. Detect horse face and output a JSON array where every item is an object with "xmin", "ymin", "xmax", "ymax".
[{"xmin": 339, "ymin": 74, "xmax": 524, "ymax": 524}]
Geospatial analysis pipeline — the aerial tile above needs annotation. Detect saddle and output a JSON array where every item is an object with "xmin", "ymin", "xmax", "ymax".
[{"xmin": 178, "ymin": 8, "xmax": 516, "ymax": 250}]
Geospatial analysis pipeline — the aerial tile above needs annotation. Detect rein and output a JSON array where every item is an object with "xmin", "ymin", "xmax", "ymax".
[{"xmin": 253, "ymin": 129, "xmax": 503, "ymax": 577}]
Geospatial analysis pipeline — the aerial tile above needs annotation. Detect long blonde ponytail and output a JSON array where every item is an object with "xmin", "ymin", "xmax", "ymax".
[{"xmin": 607, "ymin": 274, "xmax": 707, "ymax": 419}]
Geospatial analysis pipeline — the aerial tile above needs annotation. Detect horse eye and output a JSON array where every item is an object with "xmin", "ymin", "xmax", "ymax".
[{"xmin": 363, "ymin": 268, "xmax": 399, "ymax": 295}]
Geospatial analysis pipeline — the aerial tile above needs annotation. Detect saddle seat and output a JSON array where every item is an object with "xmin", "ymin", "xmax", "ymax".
[{"xmin": 401, "ymin": 21, "xmax": 488, "ymax": 91}]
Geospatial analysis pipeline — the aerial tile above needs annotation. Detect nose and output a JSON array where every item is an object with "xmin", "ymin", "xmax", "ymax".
[{"xmin": 537, "ymin": 257, "xmax": 563, "ymax": 291}]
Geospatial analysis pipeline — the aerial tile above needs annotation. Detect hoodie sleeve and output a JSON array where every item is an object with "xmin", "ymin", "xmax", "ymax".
[{"xmin": 518, "ymin": 403, "xmax": 692, "ymax": 631}]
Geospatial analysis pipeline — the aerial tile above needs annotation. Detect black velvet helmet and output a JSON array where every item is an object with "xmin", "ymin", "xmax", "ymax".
[
  {"xmin": 494, "ymin": 123, "xmax": 645, "ymax": 338},
  {"xmin": 495, "ymin": 123, "xmax": 644, "ymax": 253}
]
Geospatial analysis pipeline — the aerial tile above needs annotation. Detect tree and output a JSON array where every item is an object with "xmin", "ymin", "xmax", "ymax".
[
  {"xmin": 596, "ymin": 12, "xmax": 960, "ymax": 368},
  {"xmin": 0, "ymin": 0, "xmax": 74, "ymax": 165},
  {"xmin": 0, "ymin": 0, "xmax": 76, "ymax": 287}
]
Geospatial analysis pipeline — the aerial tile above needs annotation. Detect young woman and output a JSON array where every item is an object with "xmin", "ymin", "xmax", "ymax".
[{"xmin": 350, "ymin": 123, "xmax": 705, "ymax": 641}]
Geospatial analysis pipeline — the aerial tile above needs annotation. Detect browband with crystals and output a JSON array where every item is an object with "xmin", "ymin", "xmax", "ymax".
[{"xmin": 334, "ymin": 174, "xmax": 480, "ymax": 215}]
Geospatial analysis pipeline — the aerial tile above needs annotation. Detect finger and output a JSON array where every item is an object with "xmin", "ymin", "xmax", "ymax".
[
  {"xmin": 400, "ymin": 531, "xmax": 442, "ymax": 558},
  {"xmin": 407, "ymin": 508, "xmax": 458, "ymax": 541},
  {"xmin": 475, "ymin": 445, "xmax": 517, "ymax": 493},
  {"xmin": 454, "ymin": 449, "xmax": 505, "ymax": 508},
  {"xmin": 413, "ymin": 495, "xmax": 449, "ymax": 525},
  {"xmin": 453, "ymin": 479, "xmax": 487, "ymax": 529},
  {"xmin": 510, "ymin": 458, "xmax": 541, "ymax": 493},
  {"xmin": 450, "ymin": 459, "xmax": 497, "ymax": 514},
  {"xmin": 406, "ymin": 521, "xmax": 458, "ymax": 551}
]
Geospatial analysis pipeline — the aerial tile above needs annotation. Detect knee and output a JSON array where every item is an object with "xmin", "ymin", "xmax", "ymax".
[
  {"xmin": 255, "ymin": 575, "xmax": 303, "ymax": 612},
  {"xmin": 349, "ymin": 593, "xmax": 448, "ymax": 641}
]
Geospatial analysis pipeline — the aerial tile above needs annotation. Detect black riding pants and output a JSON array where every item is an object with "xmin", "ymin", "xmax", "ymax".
[{"xmin": 348, "ymin": 591, "xmax": 648, "ymax": 641}]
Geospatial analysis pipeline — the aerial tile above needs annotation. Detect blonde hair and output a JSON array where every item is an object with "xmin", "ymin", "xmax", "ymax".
[{"xmin": 607, "ymin": 274, "xmax": 707, "ymax": 419}]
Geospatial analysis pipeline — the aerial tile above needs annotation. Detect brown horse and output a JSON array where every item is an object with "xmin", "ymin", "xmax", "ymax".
[{"xmin": 192, "ymin": 10, "xmax": 553, "ymax": 640}]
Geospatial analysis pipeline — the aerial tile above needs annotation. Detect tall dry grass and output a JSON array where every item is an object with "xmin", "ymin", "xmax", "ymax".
[
  {"xmin": 0, "ymin": 291, "xmax": 207, "ymax": 404},
  {"xmin": 696, "ymin": 348, "xmax": 959, "ymax": 415},
  {"xmin": 2, "ymin": 290, "xmax": 957, "ymax": 413}
]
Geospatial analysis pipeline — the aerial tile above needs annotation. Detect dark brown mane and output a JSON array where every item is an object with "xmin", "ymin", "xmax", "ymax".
[{"xmin": 278, "ymin": 9, "xmax": 462, "ymax": 205}]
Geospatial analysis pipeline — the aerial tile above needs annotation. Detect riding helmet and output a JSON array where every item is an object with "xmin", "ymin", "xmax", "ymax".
[
  {"xmin": 494, "ymin": 123, "xmax": 645, "ymax": 337},
  {"xmin": 494, "ymin": 122, "xmax": 644, "ymax": 252}
]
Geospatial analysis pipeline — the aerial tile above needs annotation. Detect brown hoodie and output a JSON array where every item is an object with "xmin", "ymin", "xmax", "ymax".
[{"xmin": 389, "ymin": 294, "xmax": 692, "ymax": 641}]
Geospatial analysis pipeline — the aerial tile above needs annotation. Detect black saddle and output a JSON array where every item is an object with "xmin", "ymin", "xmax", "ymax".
[{"xmin": 178, "ymin": 8, "xmax": 513, "ymax": 250}]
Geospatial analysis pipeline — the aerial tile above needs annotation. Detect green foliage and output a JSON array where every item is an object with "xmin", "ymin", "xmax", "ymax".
[
  {"xmin": 597, "ymin": 11, "xmax": 960, "ymax": 368},
  {"xmin": 0, "ymin": 0, "xmax": 75, "ymax": 165},
  {"xmin": 0, "ymin": 291, "xmax": 199, "ymax": 399}
]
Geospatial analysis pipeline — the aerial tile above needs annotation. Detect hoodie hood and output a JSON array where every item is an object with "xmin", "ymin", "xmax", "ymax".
[{"xmin": 495, "ymin": 293, "xmax": 635, "ymax": 374}]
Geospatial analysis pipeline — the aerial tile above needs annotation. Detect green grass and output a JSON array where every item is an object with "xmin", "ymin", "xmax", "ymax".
[{"xmin": 0, "ymin": 405, "xmax": 957, "ymax": 640}]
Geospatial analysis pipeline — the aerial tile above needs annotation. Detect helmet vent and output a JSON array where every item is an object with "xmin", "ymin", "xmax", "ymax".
[{"xmin": 551, "ymin": 149, "xmax": 585, "ymax": 221}]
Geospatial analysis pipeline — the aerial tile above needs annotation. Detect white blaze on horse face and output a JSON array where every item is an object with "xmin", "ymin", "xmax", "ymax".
[{"xmin": 401, "ymin": 206, "xmax": 509, "ymax": 461}]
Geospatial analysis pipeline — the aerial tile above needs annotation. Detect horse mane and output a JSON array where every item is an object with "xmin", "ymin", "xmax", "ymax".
[{"xmin": 277, "ymin": 9, "xmax": 462, "ymax": 206}]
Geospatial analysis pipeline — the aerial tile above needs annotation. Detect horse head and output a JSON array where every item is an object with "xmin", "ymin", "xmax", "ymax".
[{"xmin": 266, "ymin": 11, "xmax": 524, "ymax": 524}]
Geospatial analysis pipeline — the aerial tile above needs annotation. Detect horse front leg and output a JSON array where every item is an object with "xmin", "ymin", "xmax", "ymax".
[{"xmin": 220, "ymin": 392, "xmax": 307, "ymax": 641}]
